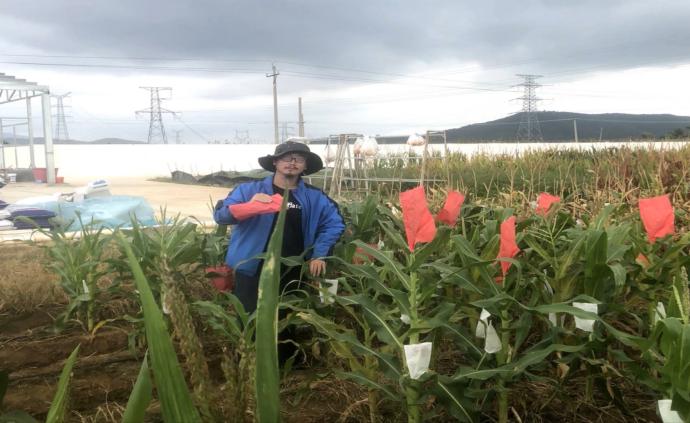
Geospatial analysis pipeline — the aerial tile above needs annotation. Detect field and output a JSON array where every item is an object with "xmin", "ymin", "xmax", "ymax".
[{"xmin": 2, "ymin": 145, "xmax": 690, "ymax": 422}]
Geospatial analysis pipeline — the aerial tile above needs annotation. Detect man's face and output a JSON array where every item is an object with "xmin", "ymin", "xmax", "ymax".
[{"xmin": 274, "ymin": 153, "xmax": 307, "ymax": 176}]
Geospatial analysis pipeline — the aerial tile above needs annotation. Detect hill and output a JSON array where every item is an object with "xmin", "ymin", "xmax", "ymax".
[
  {"xmin": 444, "ymin": 112, "xmax": 690, "ymax": 142},
  {"xmin": 308, "ymin": 112, "xmax": 690, "ymax": 144}
]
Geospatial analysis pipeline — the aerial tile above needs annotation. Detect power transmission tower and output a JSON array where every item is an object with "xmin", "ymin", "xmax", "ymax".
[
  {"xmin": 266, "ymin": 64, "xmax": 280, "ymax": 144},
  {"xmin": 136, "ymin": 87, "xmax": 176, "ymax": 144},
  {"xmin": 52, "ymin": 92, "xmax": 71, "ymax": 141},
  {"xmin": 514, "ymin": 74, "xmax": 543, "ymax": 142}
]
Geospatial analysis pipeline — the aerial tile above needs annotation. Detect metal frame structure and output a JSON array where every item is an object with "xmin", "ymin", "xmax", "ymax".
[
  {"xmin": 514, "ymin": 74, "xmax": 544, "ymax": 142},
  {"xmin": 0, "ymin": 72, "xmax": 55, "ymax": 183}
]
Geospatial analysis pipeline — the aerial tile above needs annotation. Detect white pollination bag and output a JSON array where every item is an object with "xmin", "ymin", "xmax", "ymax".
[
  {"xmin": 401, "ymin": 313, "xmax": 411, "ymax": 325},
  {"xmin": 657, "ymin": 399, "xmax": 683, "ymax": 423},
  {"xmin": 573, "ymin": 302, "xmax": 598, "ymax": 332},
  {"xmin": 475, "ymin": 309, "xmax": 501, "ymax": 353},
  {"xmin": 361, "ymin": 136, "xmax": 379, "ymax": 157},
  {"xmin": 324, "ymin": 145, "xmax": 338, "ymax": 164},
  {"xmin": 484, "ymin": 322, "xmax": 502, "ymax": 354},
  {"xmin": 406, "ymin": 134, "xmax": 427, "ymax": 146},
  {"xmin": 475, "ymin": 308, "xmax": 491, "ymax": 338},
  {"xmin": 319, "ymin": 278, "xmax": 339, "ymax": 304},
  {"xmin": 404, "ymin": 342, "xmax": 433, "ymax": 380},
  {"xmin": 654, "ymin": 301, "xmax": 667, "ymax": 324}
]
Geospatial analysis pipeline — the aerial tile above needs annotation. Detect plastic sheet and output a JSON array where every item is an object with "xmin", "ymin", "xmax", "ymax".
[
  {"xmin": 8, "ymin": 195, "xmax": 156, "ymax": 231},
  {"xmin": 404, "ymin": 342, "xmax": 432, "ymax": 380}
]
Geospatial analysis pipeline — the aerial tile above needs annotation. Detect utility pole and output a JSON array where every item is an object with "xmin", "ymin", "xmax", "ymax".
[
  {"xmin": 573, "ymin": 119, "xmax": 579, "ymax": 143},
  {"xmin": 599, "ymin": 128, "xmax": 603, "ymax": 142},
  {"xmin": 266, "ymin": 64, "xmax": 280, "ymax": 144},
  {"xmin": 52, "ymin": 92, "xmax": 71, "ymax": 141},
  {"xmin": 514, "ymin": 74, "xmax": 543, "ymax": 142},
  {"xmin": 298, "ymin": 97, "xmax": 305, "ymax": 137},
  {"xmin": 174, "ymin": 129, "xmax": 183, "ymax": 144},
  {"xmin": 136, "ymin": 87, "xmax": 176, "ymax": 144}
]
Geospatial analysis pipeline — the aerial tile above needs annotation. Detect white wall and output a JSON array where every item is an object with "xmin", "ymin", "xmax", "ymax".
[{"xmin": 0, "ymin": 141, "xmax": 687, "ymax": 180}]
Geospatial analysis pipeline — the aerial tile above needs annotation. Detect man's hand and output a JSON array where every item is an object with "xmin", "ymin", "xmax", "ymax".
[
  {"xmin": 250, "ymin": 193, "xmax": 272, "ymax": 203},
  {"xmin": 309, "ymin": 259, "xmax": 326, "ymax": 277}
]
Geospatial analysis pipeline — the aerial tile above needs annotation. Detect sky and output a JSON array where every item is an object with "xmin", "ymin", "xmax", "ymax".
[{"xmin": 1, "ymin": 0, "xmax": 690, "ymax": 143}]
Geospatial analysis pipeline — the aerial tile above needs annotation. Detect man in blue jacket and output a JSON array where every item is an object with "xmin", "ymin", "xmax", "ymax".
[{"xmin": 213, "ymin": 141, "xmax": 345, "ymax": 314}]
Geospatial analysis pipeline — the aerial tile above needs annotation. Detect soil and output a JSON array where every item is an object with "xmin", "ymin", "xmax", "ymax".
[{"xmin": 0, "ymin": 244, "xmax": 661, "ymax": 422}]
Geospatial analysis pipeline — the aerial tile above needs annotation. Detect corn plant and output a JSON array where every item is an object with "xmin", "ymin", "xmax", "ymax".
[
  {"xmin": 116, "ymin": 231, "xmax": 202, "ymax": 422},
  {"xmin": 642, "ymin": 267, "xmax": 690, "ymax": 422},
  {"xmin": 194, "ymin": 293, "xmax": 256, "ymax": 421},
  {"xmin": 37, "ymin": 216, "xmax": 112, "ymax": 333},
  {"xmin": 254, "ymin": 194, "xmax": 288, "ymax": 423}
]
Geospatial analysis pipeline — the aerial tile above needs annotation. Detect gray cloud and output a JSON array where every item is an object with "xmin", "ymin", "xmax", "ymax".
[
  {"xmin": 2, "ymin": 0, "xmax": 690, "ymax": 141},
  {"xmin": 3, "ymin": 0, "xmax": 690, "ymax": 75}
]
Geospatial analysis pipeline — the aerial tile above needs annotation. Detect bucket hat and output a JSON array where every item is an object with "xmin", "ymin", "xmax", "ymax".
[{"xmin": 258, "ymin": 141, "xmax": 323, "ymax": 175}]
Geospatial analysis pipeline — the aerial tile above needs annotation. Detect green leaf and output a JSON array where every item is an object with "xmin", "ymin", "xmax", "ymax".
[
  {"xmin": 254, "ymin": 194, "xmax": 288, "ymax": 423},
  {"xmin": 122, "ymin": 352, "xmax": 153, "ymax": 423},
  {"xmin": 116, "ymin": 232, "xmax": 201, "ymax": 423},
  {"xmin": 45, "ymin": 345, "xmax": 80, "ymax": 423},
  {"xmin": 352, "ymin": 240, "xmax": 411, "ymax": 290},
  {"xmin": 0, "ymin": 411, "xmax": 40, "ymax": 423}
]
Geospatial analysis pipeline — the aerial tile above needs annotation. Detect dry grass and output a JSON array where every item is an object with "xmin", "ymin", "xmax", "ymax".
[{"xmin": 0, "ymin": 242, "xmax": 66, "ymax": 314}]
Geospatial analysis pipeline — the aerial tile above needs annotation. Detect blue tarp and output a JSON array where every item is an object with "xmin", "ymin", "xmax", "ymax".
[{"xmin": 18, "ymin": 196, "xmax": 157, "ymax": 231}]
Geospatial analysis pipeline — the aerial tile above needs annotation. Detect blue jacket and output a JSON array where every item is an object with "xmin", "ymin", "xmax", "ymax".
[{"xmin": 213, "ymin": 175, "xmax": 345, "ymax": 276}]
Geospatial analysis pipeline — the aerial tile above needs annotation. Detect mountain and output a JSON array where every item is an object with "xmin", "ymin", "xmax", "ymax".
[
  {"xmin": 444, "ymin": 112, "xmax": 690, "ymax": 142},
  {"xmin": 308, "ymin": 112, "xmax": 690, "ymax": 144}
]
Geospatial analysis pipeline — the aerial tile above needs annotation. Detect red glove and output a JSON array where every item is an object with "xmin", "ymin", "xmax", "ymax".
[{"xmin": 229, "ymin": 194, "xmax": 283, "ymax": 221}]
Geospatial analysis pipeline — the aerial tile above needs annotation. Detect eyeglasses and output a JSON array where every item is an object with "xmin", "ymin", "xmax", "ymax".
[{"xmin": 277, "ymin": 155, "xmax": 306, "ymax": 164}]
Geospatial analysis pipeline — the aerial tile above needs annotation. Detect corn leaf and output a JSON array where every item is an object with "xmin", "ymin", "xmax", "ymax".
[
  {"xmin": 45, "ymin": 345, "xmax": 80, "ymax": 423},
  {"xmin": 254, "ymin": 195, "xmax": 288, "ymax": 423},
  {"xmin": 122, "ymin": 352, "xmax": 153, "ymax": 423},
  {"xmin": 117, "ymin": 232, "xmax": 202, "ymax": 423}
]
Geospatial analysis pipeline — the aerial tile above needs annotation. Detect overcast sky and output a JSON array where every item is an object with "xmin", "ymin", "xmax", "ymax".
[{"xmin": 1, "ymin": 0, "xmax": 690, "ymax": 143}]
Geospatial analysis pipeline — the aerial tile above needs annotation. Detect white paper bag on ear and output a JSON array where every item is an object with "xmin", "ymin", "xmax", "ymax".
[
  {"xmin": 404, "ymin": 342, "xmax": 433, "ymax": 380},
  {"xmin": 401, "ymin": 313, "xmax": 411, "ymax": 325},
  {"xmin": 484, "ymin": 322, "xmax": 502, "ymax": 354},
  {"xmin": 654, "ymin": 302, "xmax": 667, "ymax": 324},
  {"xmin": 573, "ymin": 302, "xmax": 598, "ymax": 332},
  {"xmin": 319, "ymin": 279, "xmax": 339, "ymax": 304},
  {"xmin": 162, "ymin": 292, "xmax": 171, "ymax": 315},
  {"xmin": 475, "ymin": 309, "xmax": 491, "ymax": 339},
  {"xmin": 657, "ymin": 399, "xmax": 683, "ymax": 423}
]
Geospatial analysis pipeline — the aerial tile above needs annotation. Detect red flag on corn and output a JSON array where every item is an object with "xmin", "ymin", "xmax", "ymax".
[
  {"xmin": 639, "ymin": 194, "xmax": 674, "ymax": 243},
  {"xmin": 437, "ymin": 190, "xmax": 465, "ymax": 227},
  {"xmin": 498, "ymin": 216, "xmax": 520, "ymax": 276},
  {"xmin": 400, "ymin": 186, "xmax": 437, "ymax": 251},
  {"xmin": 536, "ymin": 192, "xmax": 560, "ymax": 216}
]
